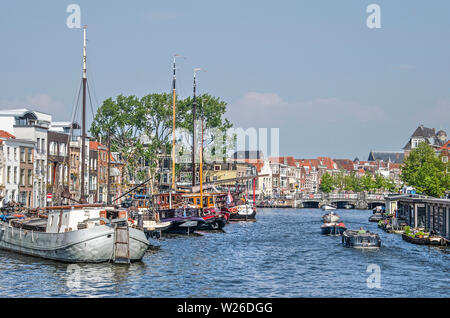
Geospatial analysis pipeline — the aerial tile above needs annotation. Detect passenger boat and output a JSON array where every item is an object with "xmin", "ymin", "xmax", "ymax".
[
  {"xmin": 0, "ymin": 205, "xmax": 150, "ymax": 263},
  {"xmin": 321, "ymin": 204, "xmax": 336, "ymax": 211},
  {"xmin": 322, "ymin": 212, "xmax": 340, "ymax": 223},
  {"xmin": 321, "ymin": 222, "xmax": 346, "ymax": 235},
  {"xmin": 342, "ymin": 230, "xmax": 381, "ymax": 249},
  {"xmin": 368, "ymin": 213, "xmax": 384, "ymax": 222}
]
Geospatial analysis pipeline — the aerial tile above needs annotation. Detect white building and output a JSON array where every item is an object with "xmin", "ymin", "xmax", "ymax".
[
  {"xmin": 256, "ymin": 160, "xmax": 273, "ymax": 198},
  {"xmin": 0, "ymin": 109, "xmax": 51, "ymax": 207}
]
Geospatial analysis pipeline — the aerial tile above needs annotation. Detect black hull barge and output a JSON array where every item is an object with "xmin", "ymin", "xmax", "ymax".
[{"xmin": 342, "ymin": 230, "xmax": 381, "ymax": 249}]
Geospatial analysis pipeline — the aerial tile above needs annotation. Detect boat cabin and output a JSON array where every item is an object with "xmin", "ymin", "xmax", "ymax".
[{"xmin": 45, "ymin": 205, "xmax": 116, "ymax": 233}]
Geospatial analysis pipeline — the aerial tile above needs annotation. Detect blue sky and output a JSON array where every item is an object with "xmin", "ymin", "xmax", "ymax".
[{"xmin": 0, "ymin": 0, "xmax": 449, "ymax": 159}]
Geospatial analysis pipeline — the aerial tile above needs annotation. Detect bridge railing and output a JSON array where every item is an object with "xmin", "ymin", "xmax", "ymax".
[
  {"xmin": 328, "ymin": 193, "xmax": 358, "ymax": 200},
  {"xmin": 299, "ymin": 193, "xmax": 323, "ymax": 200},
  {"xmin": 366, "ymin": 194, "xmax": 386, "ymax": 201},
  {"xmin": 296, "ymin": 192, "xmax": 390, "ymax": 201}
]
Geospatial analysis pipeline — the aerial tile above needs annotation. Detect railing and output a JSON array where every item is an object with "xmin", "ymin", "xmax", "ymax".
[
  {"xmin": 329, "ymin": 193, "xmax": 358, "ymax": 200},
  {"xmin": 366, "ymin": 194, "xmax": 386, "ymax": 201},
  {"xmin": 297, "ymin": 192, "xmax": 391, "ymax": 201}
]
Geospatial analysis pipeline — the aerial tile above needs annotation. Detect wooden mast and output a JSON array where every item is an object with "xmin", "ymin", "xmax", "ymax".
[
  {"xmin": 192, "ymin": 70, "xmax": 197, "ymax": 187},
  {"xmin": 171, "ymin": 55, "xmax": 177, "ymax": 192},
  {"xmin": 80, "ymin": 25, "xmax": 87, "ymax": 203}
]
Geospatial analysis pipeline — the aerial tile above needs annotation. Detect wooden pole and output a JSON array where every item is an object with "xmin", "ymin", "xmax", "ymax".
[
  {"xmin": 171, "ymin": 56, "xmax": 177, "ymax": 192},
  {"xmin": 80, "ymin": 25, "xmax": 87, "ymax": 204},
  {"xmin": 200, "ymin": 117, "xmax": 203, "ymax": 209}
]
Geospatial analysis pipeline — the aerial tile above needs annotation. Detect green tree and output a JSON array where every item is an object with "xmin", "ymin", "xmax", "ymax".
[
  {"xmin": 361, "ymin": 173, "xmax": 375, "ymax": 193},
  {"xmin": 320, "ymin": 172, "xmax": 335, "ymax": 193},
  {"xmin": 401, "ymin": 142, "xmax": 448, "ymax": 197},
  {"xmin": 374, "ymin": 173, "xmax": 386, "ymax": 192},
  {"xmin": 348, "ymin": 172, "xmax": 363, "ymax": 192},
  {"xmin": 90, "ymin": 92, "xmax": 233, "ymax": 188}
]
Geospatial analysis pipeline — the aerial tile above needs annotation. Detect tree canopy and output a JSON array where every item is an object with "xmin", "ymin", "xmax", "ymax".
[
  {"xmin": 90, "ymin": 92, "xmax": 231, "ymax": 185},
  {"xmin": 401, "ymin": 142, "xmax": 449, "ymax": 197}
]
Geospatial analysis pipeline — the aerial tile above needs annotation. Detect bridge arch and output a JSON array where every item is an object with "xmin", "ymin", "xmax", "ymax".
[
  {"xmin": 303, "ymin": 201, "xmax": 320, "ymax": 209},
  {"xmin": 368, "ymin": 202, "xmax": 385, "ymax": 209},
  {"xmin": 331, "ymin": 201, "xmax": 356, "ymax": 209}
]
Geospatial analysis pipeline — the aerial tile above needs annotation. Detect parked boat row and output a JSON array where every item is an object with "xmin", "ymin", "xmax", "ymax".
[
  {"xmin": 372, "ymin": 207, "xmax": 447, "ymax": 247},
  {"xmin": 320, "ymin": 210, "xmax": 381, "ymax": 249}
]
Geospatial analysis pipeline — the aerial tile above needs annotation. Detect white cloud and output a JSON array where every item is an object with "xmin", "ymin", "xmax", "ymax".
[
  {"xmin": 227, "ymin": 92, "xmax": 387, "ymax": 127},
  {"xmin": 0, "ymin": 94, "xmax": 67, "ymax": 120}
]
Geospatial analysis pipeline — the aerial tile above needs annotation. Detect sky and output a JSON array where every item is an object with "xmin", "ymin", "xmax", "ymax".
[{"xmin": 0, "ymin": 0, "xmax": 449, "ymax": 160}]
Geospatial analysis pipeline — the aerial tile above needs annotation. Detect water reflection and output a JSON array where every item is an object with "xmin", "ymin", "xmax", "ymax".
[{"xmin": 0, "ymin": 208, "xmax": 449, "ymax": 297}]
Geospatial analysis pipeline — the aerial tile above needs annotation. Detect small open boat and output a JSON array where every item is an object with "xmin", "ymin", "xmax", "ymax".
[
  {"xmin": 342, "ymin": 230, "xmax": 381, "ymax": 249},
  {"xmin": 322, "ymin": 212, "xmax": 340, "ymax": 223},
  {"xmin": 429, "ymin": 235, "xmax": 447, "ymax": 246},
  {"xmin": 369, "ymin": 213, "xmax": 383, "ymax": 222},
  {"xmin": 401, "ymin": 233, "xmax": 430, "ymax": 245},
  {"xmin": 321, "ymin": 204, "xmax": 336, "ymax": 211},
  {"xmin": 227, "ymin": 204, "xmax": 256, "ymax": 221},
  {"xmin": 321, "ymin": 222, "xmax": 346, "ymax": 235}
]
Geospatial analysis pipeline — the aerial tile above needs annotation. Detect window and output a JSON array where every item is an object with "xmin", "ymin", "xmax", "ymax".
[
  {"xmin": 7, "ymin": 166, "xmax": 11, "ymax": 183},
  {"xmin": 14, "ymin": 148, "xmax": 17, "ymax": 161},
  {"xmin": 20, "ymin": 169, "xmax": 24, "ymax": 186},
  {"xmin": 20, "ymin": 148, "xmax": 25, "ymax": 162},
  {"xmin": 412, "ymin": 138, "xmax": 424, "ymax": 149},
  {"xmin": 37, "ymin": 138, "xmax": 40, "ymax": 153},
  {"xmin": 443, "ymin": 156, "xmax": 448, "ymax": 163},
  {"xmin": 14, "ymin": 167, "xmax": 17, "ymax": 184},
  {"xmin": 28, "ymin": 169, "xmax": 32, "ymax": 185},
  {"xmin": 42, "ymin": 139, "xmax": 45, "ymax": 154},
  {"xmin": 28, "ymin": 148, "xmax": 32, "ymax": 163}
]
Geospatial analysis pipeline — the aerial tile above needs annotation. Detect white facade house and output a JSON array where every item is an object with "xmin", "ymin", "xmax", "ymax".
[
  {"xmin": 257, "ymin": 160, "xmax": 273, "ymax": 198},
  {"xmin": 0, "ymin": 109, "xmax": 51, "ymax": 207},
  {"xmin": 0, "ymin": 138, "xmax": 20, "ymax": 206}
]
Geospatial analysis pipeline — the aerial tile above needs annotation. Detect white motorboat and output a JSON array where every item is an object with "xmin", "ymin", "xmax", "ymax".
[
  {"xmin": 322, "ymin": 211, "xmax": 340, "ymax": 223},
  {"xmin": 321, "ymin": 204, "xmax": 336, "ymax": 211},
  {"xmin": 0, "ymin": 205, "xmax": 150, "ymax": 263}
]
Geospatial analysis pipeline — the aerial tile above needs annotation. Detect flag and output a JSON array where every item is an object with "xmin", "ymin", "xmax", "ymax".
[{"xmin": 226, "ymin": 189, "xmax": 233, "ymax": 206}]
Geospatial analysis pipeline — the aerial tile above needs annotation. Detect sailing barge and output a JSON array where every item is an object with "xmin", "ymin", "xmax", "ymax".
[{"xmin": 0, "ymin": 205, "xmax": 149, "ymax": 263}]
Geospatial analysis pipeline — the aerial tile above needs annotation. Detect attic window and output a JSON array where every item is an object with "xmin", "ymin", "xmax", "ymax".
[{"xmin": 412, "ymin": 138, "xmax": 424, "ymax": 148}]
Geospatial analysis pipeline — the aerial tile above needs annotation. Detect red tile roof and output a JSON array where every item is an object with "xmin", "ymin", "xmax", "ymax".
[
  {"xmin": 0, "ymin": 130, "xmax": 16, "ymax": 139},
  {"xmin": 269, "ymin": 156, "xmax": 297, "ymax": 166},
  {"xmin": 439, "ymin": 140, "xmax": 450, "ymax": 150}
]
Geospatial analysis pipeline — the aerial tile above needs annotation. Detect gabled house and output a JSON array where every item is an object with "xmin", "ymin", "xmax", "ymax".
[{"xmin": 403, "ymin": 125, "xmax": 447, "ymax": 155}]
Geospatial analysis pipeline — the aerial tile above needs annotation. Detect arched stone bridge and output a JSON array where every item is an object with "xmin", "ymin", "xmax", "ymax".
[{"xmin": 294, "ymin": 192, "xmax": 388, "ymax": 210}]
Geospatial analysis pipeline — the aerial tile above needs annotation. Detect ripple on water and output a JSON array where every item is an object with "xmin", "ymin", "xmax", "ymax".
[{"xmin": 0, "ymin": 208, "xmax": 448, "ymax": 297}]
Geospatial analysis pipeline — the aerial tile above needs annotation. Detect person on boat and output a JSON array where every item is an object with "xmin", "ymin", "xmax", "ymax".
[
  {"xmin": 358, "ymin": 227, "xmax": 367, "ymax": 234},
  {"xmin": 338, "ymin": 222, "xmax": 345, "ymax": 228}
]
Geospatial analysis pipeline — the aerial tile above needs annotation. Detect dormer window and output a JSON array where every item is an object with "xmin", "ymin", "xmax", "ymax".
[
  {"xmin": 15, "ymin": 112, "xmax": 38, "ymax": 126},
  {"xmin": 412, "ymin": 138, "xmax": 424, "ymax": 148}
]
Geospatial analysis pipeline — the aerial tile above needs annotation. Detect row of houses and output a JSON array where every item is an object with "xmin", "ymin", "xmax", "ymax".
[
  {"xmin": 191, "ymin": 125, "xmax": 448, "ymax": 199},
  {"xmin": 0, "ymin": 109, "xmax": 124, "ymax": 208},
  {"xmin": 1, "ymin": 109, "xmax": 447, "ymax": 207}
]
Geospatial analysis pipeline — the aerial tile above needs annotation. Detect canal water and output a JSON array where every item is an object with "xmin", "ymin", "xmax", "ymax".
[{"xmin": 0, "ymin": 208, "xmax": 448, "ymax": 297}]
